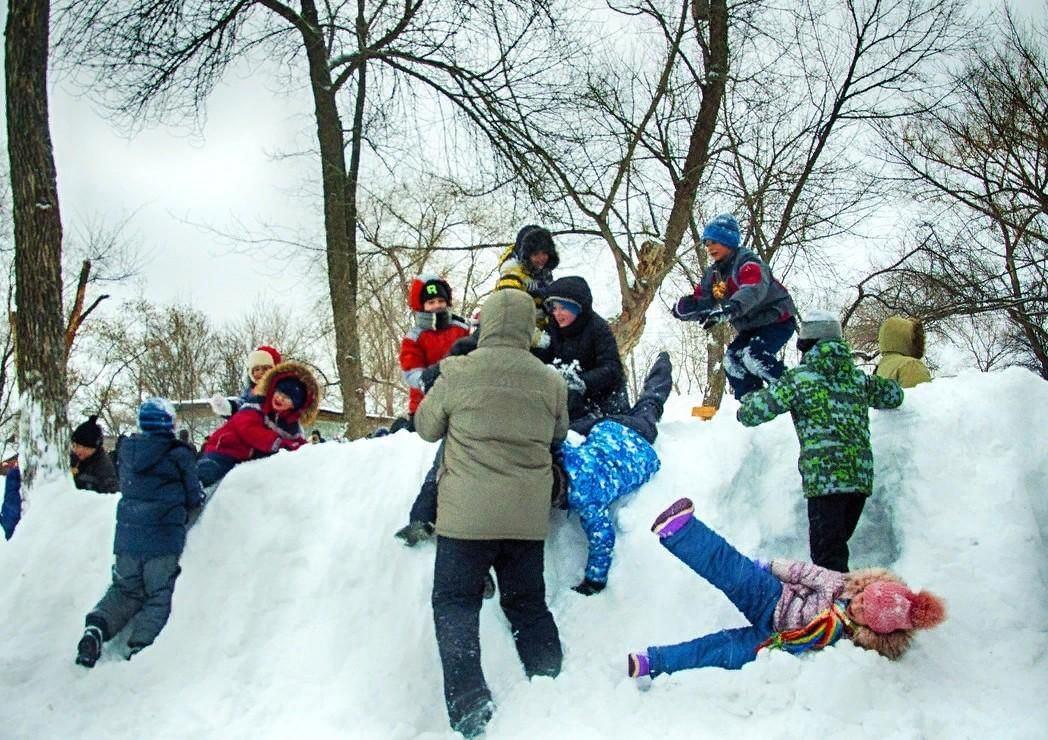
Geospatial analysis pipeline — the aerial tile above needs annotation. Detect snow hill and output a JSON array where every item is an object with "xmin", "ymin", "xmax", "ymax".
[{"xmin": 2, "ymin": 369, "xmax": 1047, "ymax": 739}]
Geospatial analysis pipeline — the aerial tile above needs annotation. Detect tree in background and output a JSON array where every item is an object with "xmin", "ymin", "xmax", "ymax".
[
  {"xmin": 872, "ymin": 9, "xmax": 1047, "ymax": 379},
  {"xmin": 5, "ymin": 0, "xmax": 69, "ymax": 486}
]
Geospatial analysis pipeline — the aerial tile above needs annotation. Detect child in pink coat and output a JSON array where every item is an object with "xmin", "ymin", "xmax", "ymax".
[{"xmin": 628, "ymin": 498, "xmax": 946, "ymax": 677}]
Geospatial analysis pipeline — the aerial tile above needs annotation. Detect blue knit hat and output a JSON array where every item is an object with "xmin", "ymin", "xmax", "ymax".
[
  {"xmin": 701, "ymin": 213, "xmax": 741, "ymax": 250},
  {"xmin": 138, "ymin": 397, "xmax": 176, "ymax": 434}
]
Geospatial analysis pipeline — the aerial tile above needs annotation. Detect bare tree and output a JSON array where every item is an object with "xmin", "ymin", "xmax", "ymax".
[
  {"xmin": 6, "ymin": 0, "xmax": 69, "ymax": 485},
  {"xmin": 874, "ymin": 9, "xmax": 1047, "ymax": 377},
  {"xmin": 55, "ymin": 0, "xmax": 560, "ymax": 437}
]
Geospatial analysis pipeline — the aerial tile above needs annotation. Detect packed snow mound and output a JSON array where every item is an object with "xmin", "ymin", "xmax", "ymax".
[{"xmin": 2, "ymin": 368, "xmax": 1046, "ymax": 738}]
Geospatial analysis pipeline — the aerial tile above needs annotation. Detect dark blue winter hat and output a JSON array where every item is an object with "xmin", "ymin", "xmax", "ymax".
[
  {"xmin": 138, "ymin": 398, "xmax": 176, "ymax": 434},
  {"xmin": 701, "ymin": 213, "xmax": 741, "ymax": 250},
  {"xmin": 274, "ymin": 377, "xmax": 308, "ymax": 411}
]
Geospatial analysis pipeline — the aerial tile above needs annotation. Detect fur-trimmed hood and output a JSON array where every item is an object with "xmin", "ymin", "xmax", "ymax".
[
  {"xmin": 256, "ymin": 361, "xmax": 321, "ymax": 426},
  {"xmin": 879, "ymin": 315, "xmax": 925, "ymax": 359}
]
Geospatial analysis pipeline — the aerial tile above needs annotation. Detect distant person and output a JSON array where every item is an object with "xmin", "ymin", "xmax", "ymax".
[
  {"xmin": 415, "ymin": 289, "xmax": 567, "ymax": 738},
  {"xmin": 497, "ymin": 225, "xmax": 559, "ymax": 337},
  {"xmin": 210, "ymin": 345, "xmax": 282, "ymax": 417},
  {"xmin": 70, "ymin": 415, "xmax": 119, "ymax": 493},
  {"xmin": 559, "ymin": 352, "xmax": 671, "ymax": 595},
  {"xmin": 197, "ymin": 361, "xmax": 319, "ymax": 488},
  {"xmin": 1, "ymin": 459, "xmax": 20, "ymax": 540},
  {"xmin": 627, "ymin": 498, "xmax": 946, "ymax": 677},
  {"xmin": 737, "ymin": 310, "xmax": 903, "ymax": 572},
  {"xmin": 396, "ymin": 274, "xmax": 471, "ymax": 433},
  {"xmin": 671, "ymin": 213, "xmax": 797, "ymax": 398},
  {"xmin": 536, "ymin": 275, "xmax": 630, "ymax": 428},
  {"xmin": 75, "ymin": 398, "xmax": 204, "ymax": 667},
  {"xmin": 875, "ymin": 315, "xmax": 931, "ymax": 388}
]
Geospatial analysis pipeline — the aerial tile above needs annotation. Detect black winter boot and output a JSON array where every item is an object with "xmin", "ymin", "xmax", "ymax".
[
  {"xmin": 75, "ymin": 625, "xmax": 103, "ymax": 668},
  {"xmin": 619, "ymin": 351, "xmax": 673, "ymax": 443}
]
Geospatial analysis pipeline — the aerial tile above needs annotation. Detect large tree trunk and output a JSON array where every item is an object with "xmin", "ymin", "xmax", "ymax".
[
  {"xmin": 6, "ymin": 0, "xmax": 69, "ymax": 485},
  {"xmin": 611, "ymin": 0, "xmax": 728, "ymax": 355},
  {"xmin": 298, "ymin": 3, "xmax": 368, "ymax": 438}
]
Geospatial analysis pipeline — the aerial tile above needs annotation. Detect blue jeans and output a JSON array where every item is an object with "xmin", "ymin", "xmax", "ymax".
[
  {"xmin": 647, "ymin": 517, "xmax": 782, "ymax": 674},
  {"xmin": 724, "ymin": 319, "xmax": 796, "ymax": 398}
]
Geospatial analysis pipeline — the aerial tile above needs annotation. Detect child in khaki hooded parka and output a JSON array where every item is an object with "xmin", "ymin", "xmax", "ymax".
[{"xmin": 875, "ymin": 316, "xmax": 931, "ymax": 388}]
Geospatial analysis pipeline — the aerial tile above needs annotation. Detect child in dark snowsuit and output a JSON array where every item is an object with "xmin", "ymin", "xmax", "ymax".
[
  {"xmin": 209, "ymin": 345, "xmax": 282, "ymax": 418},
  {"xmin": 76, "ymin": 398, "xmax": 205, "ymax": 667},
  {"xmin": 672, "ymin": 213, "xmax": 797, "ymax": 398},
  {"xmin": 737, "ymin": 310, "xmax": 904, "ymax": 572},
  {"xmin": 70, "ymin": 414, "xmax": 119, "ymax": 493},
  {"xmin": 197, "ymin": 361, "xmax": 319, "ymax": 489},
  {"xmin": 627, "ymin": 498, "xmax": 946, "ymax": 678},
  {"xmin": 560, "ymin": 352, "xmax": 671, "ymax": 595}
]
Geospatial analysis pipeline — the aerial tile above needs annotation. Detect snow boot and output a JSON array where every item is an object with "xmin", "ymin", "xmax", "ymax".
[
  {"xmin": 651, "ymin": 497, "xmax": 693, "ymax": 538},
  {"xmin": 617, "ymin": 351, "xmax": 673, "ymax": 443},
  {"xmin": 126, "ymin": 642, "xmax": 147, "ymax": 660},
  {"xmin": 394, "ymin": 521, "xmax": 434, "ymax": 547},
  {"xmin": 628, "ymin": 652, "xmax": 650, "ymax": 678},
  {"xmin": 75, "ymin": 625, "xmax": 103, "ymax": 668},
  {"xmin": 482, "ymin": 571, "xmax": 496, "ymax": 600}
]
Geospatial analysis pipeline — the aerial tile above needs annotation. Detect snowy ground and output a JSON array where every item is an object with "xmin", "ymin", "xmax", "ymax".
[{"xmin": 2, "ymin": 368, "xmax": 1046, "ymax": 739}]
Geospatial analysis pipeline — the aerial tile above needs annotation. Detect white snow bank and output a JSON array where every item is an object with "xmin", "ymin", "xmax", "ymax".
[{"xmin": 1, "ymin": 368, "xmax": 1046, "ymax": 738}]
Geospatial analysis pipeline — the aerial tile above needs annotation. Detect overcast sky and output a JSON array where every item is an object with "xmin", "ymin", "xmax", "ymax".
[{"xmin": 2, "ymin": 0, "xmax": 1044, "ymax": 330}]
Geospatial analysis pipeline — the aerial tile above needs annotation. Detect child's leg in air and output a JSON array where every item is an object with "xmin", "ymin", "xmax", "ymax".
[{"xmin": 647, "ymin": 626, "xmax": 768, "ymax": 674}]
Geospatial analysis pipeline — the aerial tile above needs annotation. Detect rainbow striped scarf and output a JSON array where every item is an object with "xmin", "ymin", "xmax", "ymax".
[{"xmin": 758, "ymin": 599, "xmax": 854, "ymax": 655}]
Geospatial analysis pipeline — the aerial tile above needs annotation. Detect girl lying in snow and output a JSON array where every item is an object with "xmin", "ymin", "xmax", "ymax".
[{"xmin": 628, "ymin": 498, "xmax": 946, "ymax": 677}]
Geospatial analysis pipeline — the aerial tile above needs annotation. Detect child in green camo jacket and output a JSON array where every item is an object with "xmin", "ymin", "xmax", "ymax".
[{"xmin": 736, "ymin": 310, "xmax": 903, "ymax": 573}]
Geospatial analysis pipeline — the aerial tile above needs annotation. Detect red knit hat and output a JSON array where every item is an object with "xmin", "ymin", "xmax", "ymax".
[
  {"xmin": 255, "ymin": 345, "xmax": 282, "ymax": 365},
  {"xmin": 860, "ymin": 581, "xmax": 946, "ymax": 634}
]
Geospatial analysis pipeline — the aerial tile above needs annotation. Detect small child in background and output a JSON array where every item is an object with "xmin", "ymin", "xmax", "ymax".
[
  {"xmin": 497, "ymin": 225, "xmax": 559, "ymax": 336},
  {"xmin": 197, "ymin": 361, "xmax": 319, "ymax": 488},
  {"xmin": 671, "ymin": 213, "xmax": 797, "ymax": 398},
  {"xmin": 737, "ymin": 310, "xmax": 903, "ymax": 572},
  {"xmin": 558, "ymin": 352, "xmax": 672, "ymax": 595},
  {"xmin": 875, "ymin": 315, "xmax": 932, "ymax": 388},
  {"xmin": 210, "ymin": 345, "xmax": 282, "ymax": 418},
  {"xmin": 398, "ymin": 274, "xmax": 471, "ymax": 430},
  {"xmin": 627, "ymin": 498, "xmax": 945, "ymax": 678},
  {"xmin": 75, "ymin": 398, "xmax": 205, "ymax": 667}
]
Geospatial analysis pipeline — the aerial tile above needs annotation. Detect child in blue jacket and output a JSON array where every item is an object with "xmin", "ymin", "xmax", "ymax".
[
  {"xmin": 560, "ymin": 352, "xmax": 671, "ymax": 595},
  {"xmin": 76, "ymin": 398, "xmax": 205, "ymax": 667},
  {"xmin": 672, "ymin": 213, "xmax": 797, "ymax": 398}
]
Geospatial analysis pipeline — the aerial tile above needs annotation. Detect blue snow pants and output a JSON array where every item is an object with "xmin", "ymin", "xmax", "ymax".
[{"xmin": 647, "ymin": 517, "xmax": 783, "ymax": 674}]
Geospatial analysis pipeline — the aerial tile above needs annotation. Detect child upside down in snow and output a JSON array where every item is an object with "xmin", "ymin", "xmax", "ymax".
[
  {"xmin": 557, "ymin": 351, "xmax": 671, "ymax": 595},
  {"xmin": 628, "ymin": 498, "xmax": 946, "ymax": 677}
]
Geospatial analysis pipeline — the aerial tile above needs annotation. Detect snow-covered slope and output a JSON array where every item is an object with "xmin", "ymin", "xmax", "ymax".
[{"xmin": 2, "ymin": 369, "xmax": 1046, "ymax": 739}]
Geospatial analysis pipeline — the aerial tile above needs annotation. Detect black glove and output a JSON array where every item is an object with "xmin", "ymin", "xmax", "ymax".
[
  {"xmin": 572, "ymin": 579, "xmax": 606, "ymax": 596},
  {"xmin": 420, "ymin": 363, "xmax": 442, "ymax": 392},
  {"xmin": 701, "ymin": 304, "xmax": 736, "ymax": 330},
  {"xmin": 448, "ymin": 335, "xmax": 478, "ymax": 356}
]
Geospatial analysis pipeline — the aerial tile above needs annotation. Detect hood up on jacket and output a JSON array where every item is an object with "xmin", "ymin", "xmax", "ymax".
[
  {"xmin": 477, "ymin": 289, "xmax": 536, "ymax": 351},
  {"xmin": 878, "ymin": 316, "xmax": 925, "ymax": 359},
  {"xmin": 544, "ymin": 275, "xmax": 594, "ymax": 316},
  {"xmin": 801, "ymin": 338, "xmax": 855, "ymax": 380},
  {"xmin": 256, "ymin": 360, "xmax": 321, "ymax": 426}
]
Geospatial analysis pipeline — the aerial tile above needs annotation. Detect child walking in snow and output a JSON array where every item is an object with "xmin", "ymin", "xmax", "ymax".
[
  {"xmin": 737, "ymin": 310, "xmax": 903, "ymax": 572},
  {"xmin": 671, "ymin": 213, "xmax": 797, "ymax": 398},
  {"xmin": 76, "ymin": 398, "xmax": 205, "ymax": 667},
  {"xmin": 197, "ymin": 361, "xmax": 319, "ymax": 489},
  {"xmin": 627, "ymin": 497, "xmax": 945, "ymax": 678},
  {"xmin": 210, "ymin": 345, "xmax": 282, "ymax": 418},
  {"xmin": 558, "ymin": 352, "xmax": 672, "ymax": 595}
]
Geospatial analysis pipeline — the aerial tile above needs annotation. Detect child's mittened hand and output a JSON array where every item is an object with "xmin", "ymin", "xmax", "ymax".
[
  {"xmin": 210, "ymin": 394, "xmax": 232, "ymax": 416},
  {"xmin": 572, "ymin": 579, "xmax": 606, "ymax": 596}
]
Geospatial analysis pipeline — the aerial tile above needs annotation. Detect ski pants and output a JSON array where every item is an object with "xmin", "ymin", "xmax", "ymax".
[
  {"xmin": 723, "ymin": 319, "xmax": 796, "ymax": 398},
  {"xmin": 647, "ymin": 516, "xmax": 782, "ymax": 674},
  {"xmin": 407, "ymin": 441, "xmax": 443, "ymax": 526},
  {"xmin": 196, "ymin": 452, "xmax": 238, "ymax": 489},
  {"xmin": 807, "ymin": 492, "xmax": 866, "ymax": 573},
  {"xmin": 432, "ymin": 536, "xmax": 562, "ymax": 733},
  {"xmin": 86, "ymin": 553, "xmax": 182, "ymax": 648}
]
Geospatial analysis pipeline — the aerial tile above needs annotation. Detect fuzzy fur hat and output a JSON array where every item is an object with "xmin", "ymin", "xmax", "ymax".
[{"xmin": 843, "ymin": 568, "xmax": 946, "ymax": 660}]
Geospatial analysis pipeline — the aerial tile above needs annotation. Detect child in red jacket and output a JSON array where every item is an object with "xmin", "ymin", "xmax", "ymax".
[
  {"xmin": 197, "ymin": 361, "xmax": 320, "ymax": 488},
  {"xmin": 396, "ymin": 274, "xmax": 471, "ymax": 431}
]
